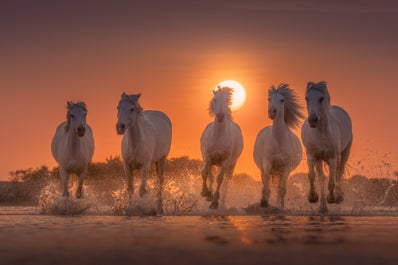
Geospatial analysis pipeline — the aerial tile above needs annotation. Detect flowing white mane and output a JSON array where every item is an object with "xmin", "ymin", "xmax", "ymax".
[
  {"xmin": 209, "ymin": 86, "xmax": 233, "ymax": 119},
  {"xmin": 269, "ymin": 83, "xmax": 304, "ymax": 129}
]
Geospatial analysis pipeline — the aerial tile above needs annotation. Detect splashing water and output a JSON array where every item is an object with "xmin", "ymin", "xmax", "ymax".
[
  {"xmin": 33, "ymin": 163, "xmax": 398, "ymax": 217},
  {"xmin": 111, "ymin": 187, "xmax": 158, "ymax": 216},
  {"xmin": 38, "ymin": 181, "xmax": 92, "ymax": 215}
]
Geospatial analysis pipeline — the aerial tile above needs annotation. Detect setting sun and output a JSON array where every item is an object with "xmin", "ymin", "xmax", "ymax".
[{"xmin": 216, "ymin": 80, "xmax": 247, "ymax": 111}]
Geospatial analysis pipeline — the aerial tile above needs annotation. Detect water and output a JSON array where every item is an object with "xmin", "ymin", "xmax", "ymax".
[
  {"xmin": 0, "ymin": 209, "xmax": 397, "ymax": 265},
  {"xmin": 1, "ymin": 171, "xmax": 398, "ymax": 264}
]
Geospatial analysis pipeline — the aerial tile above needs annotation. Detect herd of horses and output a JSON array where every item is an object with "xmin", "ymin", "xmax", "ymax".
[{"xmin": 51, "ymin": 81, "xmax": 352, "ymax": 214}]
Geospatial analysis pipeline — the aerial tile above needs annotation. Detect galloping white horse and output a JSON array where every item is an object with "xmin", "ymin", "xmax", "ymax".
[
  {"xmin": 51, "ymin": 101, "xmax": 95, "ymax": 199},
  {"xmin": 253, "ymin": 84, "xmax": 304, "ymax": 208},
  {"xmin": 301, "ymin": 81, "xmax": 353, "ymax": 212},
  {"xmin": 116, "ymin": 92, "xmax": 172, "ymax": 213},
  {"xmin": 200, "ymin": 87, "xmax": 243, "ymax": 209}
]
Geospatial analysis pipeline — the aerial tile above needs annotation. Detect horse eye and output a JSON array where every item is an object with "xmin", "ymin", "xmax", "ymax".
[
  {"xmin": 319, "ymin": 97, "xmax": 324, "ymax": 103},
  {"xmin": 280, "ymin": 99, "xmax": 285, "ymax": 103},
  {"xmin": 130, "ymin": 108, "xmax": 135, "ymax": 112},
  {"xmin": 70, "ymin": 114, "xmax": 74, "ymax": 119},
  {"xmin": 305, "ymin": 97, "xmax": 308, "ymax": 102}
]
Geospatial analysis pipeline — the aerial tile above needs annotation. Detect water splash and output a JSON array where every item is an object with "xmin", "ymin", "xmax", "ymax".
[
  {"xmin": 38, "ymin": 181, "xmax": 91, "ymax": 215},
  {"xmin": 111, "ymin": 187, "xmax": 158, "ymax": 216}
]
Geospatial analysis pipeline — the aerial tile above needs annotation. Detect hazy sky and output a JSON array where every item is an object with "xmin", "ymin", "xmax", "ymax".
[{"xmin": 1, "ymin": 0, "xmax": 398, "ymax": 180}]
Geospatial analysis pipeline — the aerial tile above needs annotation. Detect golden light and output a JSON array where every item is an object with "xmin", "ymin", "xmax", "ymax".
[{"xmin": 216, "ymin": 80, "xmax": 247, "ymax": 111}]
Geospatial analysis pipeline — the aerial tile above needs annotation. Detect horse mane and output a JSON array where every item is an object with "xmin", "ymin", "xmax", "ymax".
[
  {"xmin": 120, "ymin": 92, "xmax": 144, "ymax": 113},
  {"xmin": 269, "ymin": 83, "xmax": 305, "ymax": 129},
  {"xmin": 208, "ymin": 86, "xmax": 233, "ymax": 119},
  {"xmin": 65, "ymin": 101, "xmax": 87, "ymax": 132},
  {"xmin": 306, "ymin": 81, "xmax": 331, "ymax": 106}
]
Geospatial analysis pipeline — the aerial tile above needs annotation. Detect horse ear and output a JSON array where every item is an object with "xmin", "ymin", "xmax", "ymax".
[
  {"xmin": 67, "ymin": 101, "xmax": 73, "ymax": 108},
  {"xmin": 130, "ymin": 93, "xmax": 141, "ymax": 101}
]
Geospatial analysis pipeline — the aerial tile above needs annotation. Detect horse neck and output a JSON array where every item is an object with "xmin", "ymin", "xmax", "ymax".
[
  {"xmin": 271, "ymin": 110, "xmax": 289, "ymax": 142},
  {"xmin": 213, "ymin": 118, "xmax": 228, "ymax": 139},
  {"xmin": 66, "ymin": 127, "xmax": 81, "ymax": 154},
  {"xmin": 127, "ymin": 115, "xmax": 144, "ymax": 145},
  {"xmin": 318, "ymin": 108, "xmax": 333, "ymax": 135}
]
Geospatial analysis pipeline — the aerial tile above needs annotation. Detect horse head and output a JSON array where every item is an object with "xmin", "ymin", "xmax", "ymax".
[
  {"xmin": 268, "ymin": 84, "xmax": 287, "ymax": 121},
  {"xmin": 210, "ymin": 86, "xmax": 233, "ymax": 123},
  {"xmin": 65, "ymin": 101, "xmax": 87, "ymax": 137},
  {"xmin": 305, "ymin": 81, "xmax": 330, "ymax": 128},
  {"xmin": 116, "ymin": 92, "xmax": 143, "ymax": 134}
]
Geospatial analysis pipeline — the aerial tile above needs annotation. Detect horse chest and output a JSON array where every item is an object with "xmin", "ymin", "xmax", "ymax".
[
  {"xmin": 63, "ymin": 159, "xmax": 86, "ymax": 173},
  {"xmin": 311, "ymin": 144, "xmax": 336, "ymax": 160},
  {"xmin": 208, "ymin": 146, "xmax": 231, "ymax": 165}
]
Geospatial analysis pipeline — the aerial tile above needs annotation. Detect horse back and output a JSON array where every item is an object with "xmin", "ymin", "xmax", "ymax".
[
  {"xmin": 331, "ymin": 105, "xmax": 353, "ymax": 149},
  {"xmin": 143, "ymin": 110, "xmax": 172, "ymax": 158}
]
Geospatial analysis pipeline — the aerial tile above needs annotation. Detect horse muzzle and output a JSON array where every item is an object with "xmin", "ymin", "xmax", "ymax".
[
  {"xmin": 308, "ymin": 115, "xmax": 319, "ymax": 128},
  {"xmin": 77, "ymin": 126, "xmax": 86, "ymax": 137},
  {"xmin": 216, "ymin": 114, "xmax": 225, "ymax": 123},
  {"xmin": 116, "ymin": 122, "xmax": 126, "ymax": 135},
  {"xmin": 268, "ymin": 109, "xmax": 276, "ymax": 120}
]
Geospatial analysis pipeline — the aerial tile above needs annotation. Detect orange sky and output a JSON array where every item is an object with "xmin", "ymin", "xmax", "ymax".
[{"xmin": 1, "ymin": 1, "xmax": 398, "ymax": 180}]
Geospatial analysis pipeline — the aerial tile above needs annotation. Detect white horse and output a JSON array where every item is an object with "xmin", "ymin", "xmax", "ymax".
[
  {"xmin": 301, "ymin": 81, "xmax": 353, "ymax": 213},
  {"xmin": 116, "ymin": 92, "xmax": 172, "ymax": 213},
  {"xmin": 51, "ymin": 101, "xmax": 95, "ymax": 199},
  {"xmin": 253, "ymin": 84, "xmax": 304, "ymax": 208},
  {"xmin": 200, "ymin": 87, "xmax": 243, "ymax": 209}
]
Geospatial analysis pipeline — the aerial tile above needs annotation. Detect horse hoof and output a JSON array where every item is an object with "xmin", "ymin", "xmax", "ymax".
[
  {"xmin": 319, "ymin": 204, "xmax": 328, "ymax": 214},
  {"xmin": 209, "ymin": 201, "xmax": 219, "ymax": 209},
  {"xmin": 308, "ymin": 192, "xmax": 319, "ymax": 203},
  {"xmin": 327, "ymin": 194, "xmax": 335, "ymax": 204},
  {"xmin": 335, "ymin": 194, "xmax": 344, "ymax": 204},
  {"xmin": 201, "ymin": 189, "xmax": 211, "ymax": 198},
  {"xmin": 260, "ymin": 199, "xmax": 269, "ymax": 207},
  {"xmin": 139, "ymin": 188, "xmax": 147, "ymax": 197}
]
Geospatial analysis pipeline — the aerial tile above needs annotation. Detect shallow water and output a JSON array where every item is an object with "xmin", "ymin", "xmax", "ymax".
[{"xmin": 1, "ymin": 206, "xmax": 398, "ymax": 265}]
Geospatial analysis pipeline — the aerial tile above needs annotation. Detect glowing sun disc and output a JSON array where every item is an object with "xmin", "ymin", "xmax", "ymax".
[{"xmin": 216, "ymin": 80, "xmax": 246, "ymax": 111}]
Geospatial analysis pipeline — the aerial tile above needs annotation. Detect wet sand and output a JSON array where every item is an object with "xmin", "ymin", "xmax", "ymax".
[{"xmin": 0, "ymin": 210, "xmax": 397, "ymax": 265}]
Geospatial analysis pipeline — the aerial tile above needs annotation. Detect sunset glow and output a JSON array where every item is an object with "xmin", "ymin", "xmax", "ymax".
[
  {"xmin": 0, "ymin": 1, "xmax": 397, "ymax": 180},
  {"xmin": 216, "ymin": 80, "xmax": 247, "ymax": 111}
]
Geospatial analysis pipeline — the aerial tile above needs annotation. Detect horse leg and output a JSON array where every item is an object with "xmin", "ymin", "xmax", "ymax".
[
  {"xmin": 139, "ymin": 166, "xmax": 149, "ymax": 197},
  {"xmin": 307, "ymin": 155, "xmax": 319, "ymax": 203},
  {"xmin": 155, "ymin": 157, "xmax": 166, "ymax": 214},
  {"xmin": 201, "ymin": 161, "xmax": 212, "ymax": 200},
  {"xmin": 335, "ymin": 142, "xmax": 351, "ymax": 204},
  {"xmin": 219, "ymin": 162, "xmax": 235, "ymax": 209},
  {"xmin": 326, "ymin": 157, "xmax": 338, "ymax": 204},
  {"xmin": 260, "ymin": 160, "xmax": 271, "ymax": 207},
  {"xmin": 60, "ymin": 166, "xmax": 70, "ymax": 198},
  {"xmin": 209, "ymin": 167, "xmax": 226, "ymax": 209},
  {"xmin": 278, "ymin": 170, "xmax": 289, "ymax": 209},
  {"xmin": 76, "ymin": 170, "xmax": 86, "ymax": 199},
  {"xmin": 124, "ymin": 163, "xmax": 134, "ymax": 195},
  {"xmin": 316, "ymin": 161, "xmax": 327, "ymax": 213}
]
